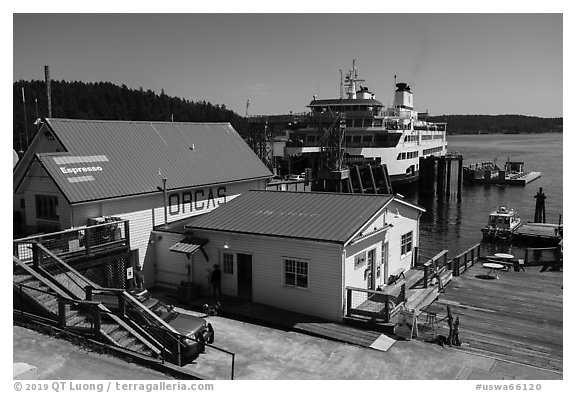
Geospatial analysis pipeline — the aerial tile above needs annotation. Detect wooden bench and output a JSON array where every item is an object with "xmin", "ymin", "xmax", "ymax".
[{"xmin": 388, "ymin": 268, "xmax": 406, "ymax": 285}]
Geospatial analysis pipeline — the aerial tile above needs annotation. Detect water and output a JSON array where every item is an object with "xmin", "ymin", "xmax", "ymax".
[{"xmin": 402, "ymin": 133, "xmax": 563, "ymax": 258}]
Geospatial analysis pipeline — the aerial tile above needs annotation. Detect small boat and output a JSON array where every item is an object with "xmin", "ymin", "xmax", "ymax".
[{"xmin": 481, "ymin": 206, "xmax": 523, "ymax": 242}]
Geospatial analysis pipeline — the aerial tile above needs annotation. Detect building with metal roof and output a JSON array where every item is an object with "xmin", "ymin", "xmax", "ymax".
[
  {"xmin": 151, "ymin": 190, "xmax": 424, "ymax": 321},
  {"xmin": 13, "ymin": 118, "xmax": 272, "ymax": 285},
  {"xmin": 14, "ymin": 119, "xmax": 272, "ymax": 204},
  {"xmin": 185, "ymin": 190, "xmax": 423, "ymax": 244}
]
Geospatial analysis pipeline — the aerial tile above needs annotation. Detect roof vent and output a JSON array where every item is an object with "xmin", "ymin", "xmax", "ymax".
[{"xmin": 189, "ymin": 144, "xmax": 195, "ymax": 151}]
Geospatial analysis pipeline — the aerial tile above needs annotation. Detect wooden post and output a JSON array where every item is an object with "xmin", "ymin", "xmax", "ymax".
[
  {"xmin": 58, "ymin": 300, "xmax": 67, "ymax": 327},
  {"xmin": 32, "ymin": 242, "xmax": 40, "ymax": 270},
  {"xmin": 437, "ymin": 156, "xmax": 446, "ymax": 195},
  {"xmin": 380, "ymin": 164, "xmax": 393, "ymax": 194},
  {"xmin": 85, "ymin": 227, "xmax": 92, "ymax": 255},
  {"xmin": 124, "ymin": 220, "xmax": 130, "ymax": 247},
  {"xmin": 453, "ymin": 256, "xmax": 460, "ymax": 277},
  {"xmin": 118, "ymin": 292, "xmax": 126, "ymax": 317},
  {"xmin": 93, "ymin": 306, "xmax": 101, "ymax": 332},
  {"xmin": 446, "ymin": 157, "xmax": 452, "ymax": 198},
  {"xmin": 354, "ymin": 166, "xmax": 364, "ymax": 194},
  {"xmin": 384, "ymin": 294, "xmax": 390, "ymax": 323},
  {"xmin": 457, "ymin": 155, "xmax": 463, "ymax": 200},
  {"xmin": 368, "ymin": 164, "xmax": 378, "ymax": 194},
  {"xmin": 346, "ymin": 288, "xmax": 352, "ymax": 317},
  {"xmin": 85, "ymin": 286, "xmax": 93, "ymax": 301},
  {"xmin": 347, "ymin": 176, "xmax": 354, "ymax": 194},
  {"xmin": 423, "ymin": 263, "xmax": 429, "ymax": 288},
  {"xmin": 534, "ymin": 187, "xmax": 547, "ymax": 224}
]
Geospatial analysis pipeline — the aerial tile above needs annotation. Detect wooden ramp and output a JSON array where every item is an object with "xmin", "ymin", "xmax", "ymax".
[{"xmin": 423, "ymin": 263, "xmax": 563, "ymax": 372}]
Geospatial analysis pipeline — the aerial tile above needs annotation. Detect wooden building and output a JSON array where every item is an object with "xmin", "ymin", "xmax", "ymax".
[
  {"xmin": 13, "ymin": 119, "xmax": 272, "ymax": 286},
  {"xmin": 151, "ymin": 190, "xmax": 424, "ymax": 321}
]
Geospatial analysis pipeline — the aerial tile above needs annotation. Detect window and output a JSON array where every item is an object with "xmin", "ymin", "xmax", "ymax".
[
  {"xmin": 284, "ymin": 258, "xmax": 308, "ymax": 289},
  {"xmin": 401, "ymin": 231, "xmax": 413, "ymax": 256},
  {"xmin": 222, "ymin": 252, "xmax": 234, "ymax": 274},
  {"xmin": 354, "ymin": 251, "xmax": 366, "ymax": 269},
  {"xmin": 35, "ymin": 195, "xmax": 59, "ymax": 220}
]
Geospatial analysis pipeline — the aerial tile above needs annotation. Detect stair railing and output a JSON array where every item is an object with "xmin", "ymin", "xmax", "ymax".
[
  {"xmin": 16, "ymin": 251, "xmax": 163, "ymax": 358},
  {"xmin": 85, "ymin": 286, "xmax": 182, "ymax": 363}
]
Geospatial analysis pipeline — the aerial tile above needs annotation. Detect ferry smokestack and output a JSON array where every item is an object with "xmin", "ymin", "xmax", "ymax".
[
  {"xmin": 45, "ymin": 65, "xmax": 52, "ymax": 118},
  {"xmin": 393, "ymin": 82, "xmax": 413, "ymax": 110}
]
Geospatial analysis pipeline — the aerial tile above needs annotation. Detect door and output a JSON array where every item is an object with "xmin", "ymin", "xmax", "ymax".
[
  {"xmin": 382, "ymin": 242, "xmax": 389, "ymax": 285},
  {"xmin": 366, "ymin": 249, "xmax": 376, "ymax": 290},
  {"xmin": 237, "ymin": 253, "xmax": 253, "ymax": 300}
]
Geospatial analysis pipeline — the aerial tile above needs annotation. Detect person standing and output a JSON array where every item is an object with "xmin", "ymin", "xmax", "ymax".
[{"xmin": 210, "ymin": 264, "xmax": 222, "ymax": 298}]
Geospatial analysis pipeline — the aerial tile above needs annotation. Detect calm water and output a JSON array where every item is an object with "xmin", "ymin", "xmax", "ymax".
[{"xmin": 402, "ymin": 133, "xmax": 563, "ymax": 258}]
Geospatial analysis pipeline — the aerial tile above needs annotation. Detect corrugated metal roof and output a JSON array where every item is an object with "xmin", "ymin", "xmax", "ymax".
[
  {"xmin": 37, "ymin": 119, "xmax": 272, "ymax": 203},
  {"xmin": 186, "ymin": 190, "xmax": 398, "ymax": 244}
]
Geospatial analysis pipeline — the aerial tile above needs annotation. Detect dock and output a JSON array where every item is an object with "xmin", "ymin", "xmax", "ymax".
[
  {"xmin": 504, "ymin": 171, "xmax": 541, "ymax": 185},
  {"xmin": 463, "ymin": 160, "xmax": 541, "ymax": 186},
  {"xmin": 514, "ymin": 222, "xmax": 562, "ymax": 245},
  {"xmin": 421, "ymin": 263, "xmax": 562, "ymax": 372}
]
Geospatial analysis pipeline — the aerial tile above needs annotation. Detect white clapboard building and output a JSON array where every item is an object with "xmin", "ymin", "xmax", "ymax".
[
  {"xmin": 151, "ymin": 190, "xmax": 424, "ymax": 321},
  {"xmin": 13, "ymin": 118, "xmax": 273, "ymax": 285}
]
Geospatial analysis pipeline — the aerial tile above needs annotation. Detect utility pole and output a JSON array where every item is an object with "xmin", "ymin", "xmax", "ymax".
[
  {"xmin": 21, "ymin": 87, "xmax": 29, "ymax": 149},
  {"xmin": 45, "ymin": 65, "xmax": 52, "ymax": 118}
]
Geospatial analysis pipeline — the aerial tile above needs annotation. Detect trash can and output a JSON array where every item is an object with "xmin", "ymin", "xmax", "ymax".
[{"xmin": 177, "ymin": 281, "xmax": 201, "ymax": 303}]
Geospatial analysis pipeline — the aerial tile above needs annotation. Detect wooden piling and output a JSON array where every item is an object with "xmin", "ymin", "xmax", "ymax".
[{"xmin": 367, "ymin": 164, "xmax": 378, "ymax": 194}]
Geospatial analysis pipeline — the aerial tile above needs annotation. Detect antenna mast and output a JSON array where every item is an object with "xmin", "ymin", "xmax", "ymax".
[
  {"xmin": 339, "ymin": 69, "xmax": 343, "ymax": 99},
  {"xmin": 246, "ymin": 98, "xmax": 250, "ymax": 117}
]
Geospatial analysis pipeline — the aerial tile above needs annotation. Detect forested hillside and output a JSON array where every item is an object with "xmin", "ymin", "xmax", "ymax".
[
  {"xmin": 428, "ymin": 114, "xmax": 562, "ymax": 134},
  {"xmin": 13, "ymin": 79, "xmax": 562, "ymax": 153},
  {"xmin": 13, "ymin": 80, "xmax": 248, "ymax": 152}
]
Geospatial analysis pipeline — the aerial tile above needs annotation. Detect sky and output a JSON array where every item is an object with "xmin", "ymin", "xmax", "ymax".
[{"xmin": 12, "ymin": 12, "xmax": 564, "ymax": 118}]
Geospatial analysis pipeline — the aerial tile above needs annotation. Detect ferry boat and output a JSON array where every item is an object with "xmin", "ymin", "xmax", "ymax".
[
  {"xmin": 280, "ymin": 60, "xmax": 448, "ymax": 185},
  {"xmin": 481, "ymin": 206, "xmax": 523, "ymax": 242}
]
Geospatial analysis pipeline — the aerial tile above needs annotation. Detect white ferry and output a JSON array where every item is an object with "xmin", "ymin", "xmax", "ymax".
[{"xmin": 283, "ymin": 60, "xmax": 448, "ymax": 185}]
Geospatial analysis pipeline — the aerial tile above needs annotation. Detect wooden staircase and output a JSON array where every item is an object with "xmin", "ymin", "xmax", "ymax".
[{"xmin": 13, "ymin": 259, "xmax": 160, "ymax": 358}]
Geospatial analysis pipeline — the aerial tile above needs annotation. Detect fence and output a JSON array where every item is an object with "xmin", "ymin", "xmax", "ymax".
[
  {"xmin": 13, "ymin": 219, "xmax": 130, "ymax": 263},
  {"xmin": 450, "ymin": 243, "xmax": 482, "ymax": 277},
  {"xmin": 346, "ymin": 279, "xmax": 406, "ymax": 322},
  {"xmin": 419, "ymin": 250, "xmax": 449, "ymax": 288}
]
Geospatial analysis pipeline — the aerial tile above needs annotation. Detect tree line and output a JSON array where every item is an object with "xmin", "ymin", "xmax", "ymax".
[
  {"xmin": 13, "ymin": 79, "xmax": 563, "ymax": 153},
  {"xmin": 13, "ymin": 80, "xmax": 249, "ymax": 152},
  {"xmin": 427, "ymin": 114, "xmax": 562, "ymax": 134}
]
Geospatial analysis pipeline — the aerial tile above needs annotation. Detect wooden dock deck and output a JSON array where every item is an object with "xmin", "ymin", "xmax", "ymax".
[{"xmin": 422, "ymin": 263, "xmax": 563, "ymax": 372}]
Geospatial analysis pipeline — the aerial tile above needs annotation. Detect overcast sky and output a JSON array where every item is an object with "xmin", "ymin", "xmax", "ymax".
[{"xmin": 13, "ymin": 13, "xmax": 563, "ymax": 117}]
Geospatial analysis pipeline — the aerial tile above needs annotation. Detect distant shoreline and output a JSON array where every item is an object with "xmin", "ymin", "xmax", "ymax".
[{"xmin": 447, "ymin": 131, "xmax": 563, "ymax": 135}]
